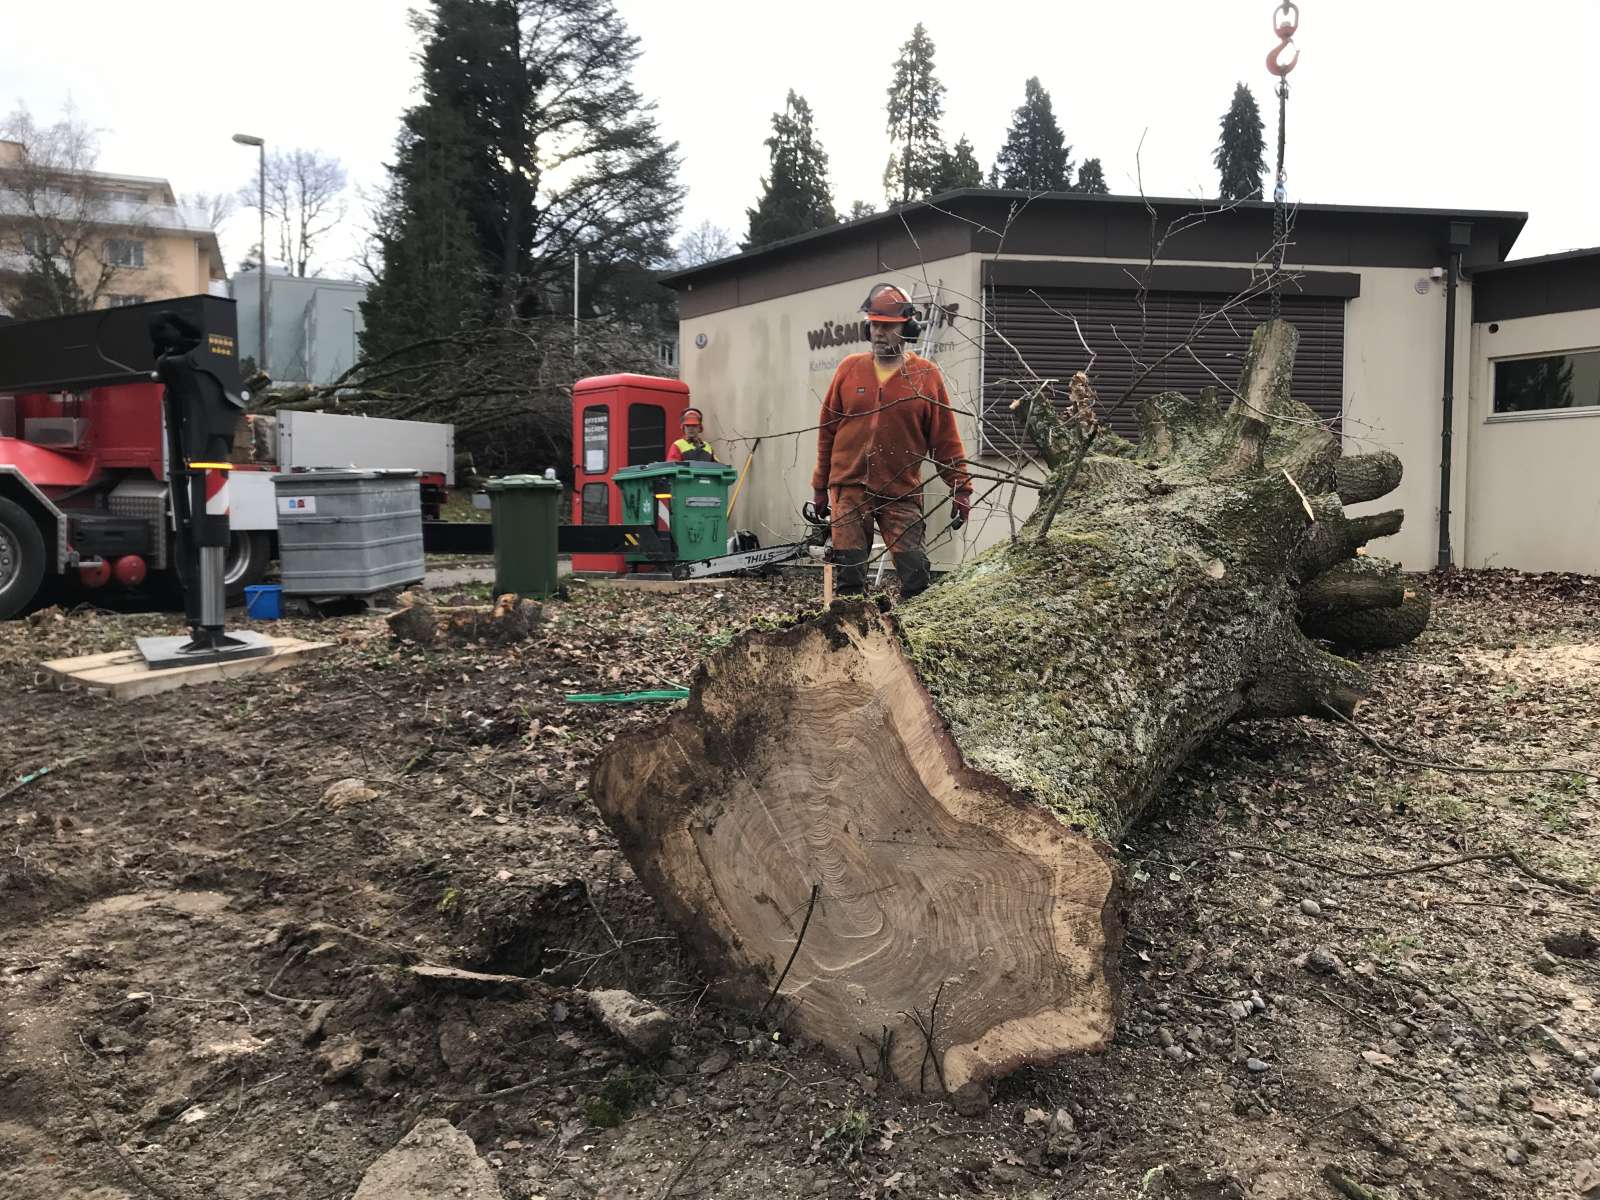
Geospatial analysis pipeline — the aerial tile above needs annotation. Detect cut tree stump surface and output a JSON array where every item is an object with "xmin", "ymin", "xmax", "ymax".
[{"xmin": 593, "ymin": 603, "xmax": 1119, "ymax": 1104}]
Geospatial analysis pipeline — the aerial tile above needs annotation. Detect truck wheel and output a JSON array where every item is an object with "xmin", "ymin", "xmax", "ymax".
[
  {"xmin": 223, "ymin": 531, "xmax": 272, "ymax": 602},
  {"xmin": 0, "ymin": 497, "xmax": 47, "ymax": 620}
]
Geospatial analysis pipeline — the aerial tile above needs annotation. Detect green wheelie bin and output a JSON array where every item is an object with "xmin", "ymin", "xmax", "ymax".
[
  {"xmin": 613, "ymin": 461, "xmax": 738, "ymax": 568},
  {"xmin": 484, "ymin": 474, "xmax": 564, "ymax": 597}
]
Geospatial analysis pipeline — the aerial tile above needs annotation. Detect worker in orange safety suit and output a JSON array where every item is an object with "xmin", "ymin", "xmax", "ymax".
[
  {"xmin": 811, "ymin": 283, "xmax": 971, "ymax": 599},
  {"xmin": 666, "ymin": 407, "xmax": 717, "ymax": 462}
]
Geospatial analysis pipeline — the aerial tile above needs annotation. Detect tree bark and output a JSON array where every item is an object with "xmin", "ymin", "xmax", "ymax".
[
  {"xmin": 1335, "ymin": 451, "xmax": 1404, "ymax": 505},
  {"xmin": 1297, "ymin": 557, "xmax": 1403, "ymax": 620},
  {"xmin": 591, "ymin": 319, "xmax": 1426, "ymax": 1107},
  {"xmin": 1303, "ymin": 588, "xmax": 1431, "ymax": 651}
]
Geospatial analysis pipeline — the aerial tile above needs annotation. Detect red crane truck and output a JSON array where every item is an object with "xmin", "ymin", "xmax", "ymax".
[{"xmin": 0, "ymin": 295, "xmax": 452, "ymax": 619}]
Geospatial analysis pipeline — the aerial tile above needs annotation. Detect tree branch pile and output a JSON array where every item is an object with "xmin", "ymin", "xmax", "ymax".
[
  {"xmin": 590, "ymin": 319, "xmax": 1427, "ymax": 1109},
  {"xmin": 256, "ymin": 317, "xmax": 668, "ymax": 472}
]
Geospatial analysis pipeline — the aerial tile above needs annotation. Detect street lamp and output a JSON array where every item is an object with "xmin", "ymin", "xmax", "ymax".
[
  {"xmin": 342, "ymin": 306, "xmax": 358, "ymax": 373},
  {"xmin": 232, "ymin": 133, "xmax": 267, "ymax": 379}
]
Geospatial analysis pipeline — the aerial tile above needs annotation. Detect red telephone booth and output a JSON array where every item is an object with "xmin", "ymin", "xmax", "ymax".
[{"xmin": 571, "ymin": 374, "xmax": 691, "ymax": 573}]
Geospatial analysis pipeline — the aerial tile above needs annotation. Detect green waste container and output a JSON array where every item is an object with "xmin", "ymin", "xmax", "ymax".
[
  {"xmin": 614, "ymin": 461, "xmax": 739, "ymax": 565},
  {"xmin": 485, "ymin": 474, "xmax": 564, "ymax": 597}
]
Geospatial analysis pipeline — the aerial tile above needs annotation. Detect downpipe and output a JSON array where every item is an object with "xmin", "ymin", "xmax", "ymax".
[{"xmin": 1437, "ymin": 222, "xmax": 1473, "ymax": 569}]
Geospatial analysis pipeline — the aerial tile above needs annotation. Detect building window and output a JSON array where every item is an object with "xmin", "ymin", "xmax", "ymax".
[
  {"xmin": 1493, "ymin": 351, "xmax": 1600, "ymax": 415},
  {"xmin": 105, "ymin": 239, "xmax": 145, "ymax": 268},
  {"xmin": 101, "ymin": 189, "xmax": 145, "ymax": 205},
  {"xmin": 106, "ymin": 294, "xmax": 146, "ymax": 307},
  {"xmin": 21, "ymin": 231, "xmax": 62, "ymax": 258},
  {"xmin": 657, "ymin": 338, "xmax": 678, "ymax": 368}
]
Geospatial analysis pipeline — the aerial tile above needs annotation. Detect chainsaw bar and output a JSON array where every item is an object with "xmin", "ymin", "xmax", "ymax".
[{"xmin": 671, "ymin": 541, "xmax": 811, "ymax": 581}]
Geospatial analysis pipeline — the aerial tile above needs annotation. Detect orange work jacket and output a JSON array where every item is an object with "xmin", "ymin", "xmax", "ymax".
[{"xmin": 811, "ymin": 352, "xmax": 970, "ymax": 498}]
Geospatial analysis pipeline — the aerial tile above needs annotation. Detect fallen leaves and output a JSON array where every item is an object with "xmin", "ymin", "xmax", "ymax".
[{"xmin": 322, "ymin": 778, "xmax": 379, "ymax": 810}]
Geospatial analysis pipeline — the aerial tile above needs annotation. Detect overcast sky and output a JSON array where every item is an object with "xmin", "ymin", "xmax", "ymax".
[{"xmin": 4, "ymin": 0, "xmax": 1595, "ymax": 276}]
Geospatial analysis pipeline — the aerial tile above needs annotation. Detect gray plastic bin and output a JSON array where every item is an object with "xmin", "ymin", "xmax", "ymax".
[{"xmin": 272, "ymin": 469, "xmax": 426, "ymax": 595}]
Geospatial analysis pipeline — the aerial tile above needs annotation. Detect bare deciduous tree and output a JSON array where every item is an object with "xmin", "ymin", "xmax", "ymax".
[
  {"xmin": 672, "ymin": 220, "xmax": 736, "ymax": 269},
  {"xmin": 181, "ymin": 190, "xmax": 235, "ymax": 231},
  {"xmin": 239, "ymin": 148, "xmax": 347, "ymax": 278},
  {"xmin": 0, "ymin": 105, "xmax": 158, "ymax": 317}
]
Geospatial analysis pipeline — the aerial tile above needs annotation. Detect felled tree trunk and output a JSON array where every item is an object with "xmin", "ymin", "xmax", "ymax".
[{"xmin": 591, "ymin": 320, "xmax": 1423, "ymax": 1109}]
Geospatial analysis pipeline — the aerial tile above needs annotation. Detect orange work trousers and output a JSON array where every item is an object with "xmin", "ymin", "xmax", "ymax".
[{"xmin": 828, "ymin": 486, "xmax": 930, "ymax": 597}]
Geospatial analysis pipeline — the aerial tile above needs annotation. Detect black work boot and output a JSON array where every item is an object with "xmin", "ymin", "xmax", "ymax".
[
  {"xmin": 894, "ymin": 549, "xmax": 932, "ymax": 599},
  {"xmin": 832, "ymin": 547, "xmax": 870, "ymax": 595}
]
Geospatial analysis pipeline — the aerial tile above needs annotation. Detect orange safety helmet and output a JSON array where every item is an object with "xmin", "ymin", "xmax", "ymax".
[
  {"xmin": 861, "ymin": 283, "xmax": 914, "ymax": 323},
  {"xmin": 681, "ymin": 406, "xmax": 704, "ymax": 427},
  {"xmin": 860, "ymin": 284, "xmax": 921, "ymax": 339}
]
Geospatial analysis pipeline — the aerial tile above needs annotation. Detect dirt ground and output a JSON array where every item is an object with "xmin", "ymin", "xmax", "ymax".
[{"xmin": 2, "ymin": 567, "xmax": 1599, "ymax": 1200}]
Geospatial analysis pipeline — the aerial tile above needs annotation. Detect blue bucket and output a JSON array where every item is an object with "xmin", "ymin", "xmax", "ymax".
[{"xmin": 244, "ymin": 584, "xmax": 282, "ymax": 620}]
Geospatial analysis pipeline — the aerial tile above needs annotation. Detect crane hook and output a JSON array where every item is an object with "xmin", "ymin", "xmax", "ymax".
[{"xmin": 1267, "ymin": 1, "xmax": 1300, "ymax": 76}]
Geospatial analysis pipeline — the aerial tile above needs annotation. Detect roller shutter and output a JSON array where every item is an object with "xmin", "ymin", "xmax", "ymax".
[{"xmin": 980, "ymin": 286, "xmax": 1346, "ymax": 455}]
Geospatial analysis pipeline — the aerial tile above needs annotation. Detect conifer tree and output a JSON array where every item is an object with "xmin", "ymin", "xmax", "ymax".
[
  {"xmin": 929, "ymin": 135, "xmax": 984, "ymax": 193},
  {"xmin": 1213, "ymin": 83, "xmax": 1267, "ymax": 201},
  {"xmin": 884, "ymin": 23, "xmax": 948, "ymax": 202},
  {"xmin": 744, "ymin": 91, "xmax": 838, "ymax": 250},
  {"xmin": 360, "ymin": 103, "xmax": 480, "ymax": 359},
  {"xmin": 994, "ymin": 77, "xmax": 1072, "ymax": 192},
  {"xmin": 364, "ymin": 0, "xmax": 683, "ymax": 335},
  {"xmin": 1074, "ymin": 158, "xmax": 1108, "ymax": 194}
]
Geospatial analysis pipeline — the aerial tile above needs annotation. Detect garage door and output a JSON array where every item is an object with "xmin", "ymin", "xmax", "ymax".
[{"xmin": 980, "ymin": 286, "xmax": 1347, "ymax": 456}]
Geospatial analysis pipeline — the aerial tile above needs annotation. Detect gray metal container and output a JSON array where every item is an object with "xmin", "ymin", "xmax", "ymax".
[{"xmin": 272, "ymin": 469, "xmax": 425, "ymax": 595}]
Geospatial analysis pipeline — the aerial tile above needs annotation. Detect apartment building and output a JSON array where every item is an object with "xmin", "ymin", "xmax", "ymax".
[{"xmin": 0, "ymin": 139, "xmax": 226, "ymax": 317}]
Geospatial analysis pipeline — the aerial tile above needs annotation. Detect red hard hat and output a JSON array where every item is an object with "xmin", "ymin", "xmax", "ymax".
[{"xmin": 861, "ymin": 284, "xmax": 914, "ymax": 323}]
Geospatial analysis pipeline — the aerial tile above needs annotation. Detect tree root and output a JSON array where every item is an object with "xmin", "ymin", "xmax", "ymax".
[
  {"xmin": 1335, "ymin": 451, "xmax": 1404, "ymax": 505},
  {"xmin": 1236, "ymin": 629, "xmax": 1369, "ymax": 720},
  {"xmin": 1304, "ymin": 589, "xmax": 1429, "ymax": 651},
  {"xmin": 1299, "ymin": 504, "xmax": 1405, "ymax": 575},
  {"xmin": 1298, "ymin": 558, "xmax": 1404, "ymax": 620}
]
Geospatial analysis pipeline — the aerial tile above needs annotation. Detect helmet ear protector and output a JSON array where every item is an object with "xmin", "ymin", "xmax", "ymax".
[{"xmin": 860, "ymin": 284, "xmax": 922, "ymax": 341}]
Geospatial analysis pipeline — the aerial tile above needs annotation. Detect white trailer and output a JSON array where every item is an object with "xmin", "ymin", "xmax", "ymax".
[{"xmin": 230, "ymin": 410, "xmax": 455, "ymax": 536}]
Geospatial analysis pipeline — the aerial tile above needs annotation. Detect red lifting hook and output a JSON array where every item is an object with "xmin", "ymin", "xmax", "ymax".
[{"xmin": 1267, "ymin": 1, "xmax": 1300, "ymax": 76}]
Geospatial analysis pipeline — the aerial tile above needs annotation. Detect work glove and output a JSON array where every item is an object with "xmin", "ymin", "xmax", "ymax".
[
  {"xmin": 812, "ymin": 488, "xmax": 830, "ymax": 519},
  {"xmin": 951, "ymin": 491, "xmax": 972, "ymax": 530}
]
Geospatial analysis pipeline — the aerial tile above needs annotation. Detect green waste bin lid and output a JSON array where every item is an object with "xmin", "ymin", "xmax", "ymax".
[
  {"xmin": 613, "ymin": 462, "xmax": 737, "ymax": 482},
  {"xmin": 485, "ymin": 474, "xmax": 564, "ymax": 491}
]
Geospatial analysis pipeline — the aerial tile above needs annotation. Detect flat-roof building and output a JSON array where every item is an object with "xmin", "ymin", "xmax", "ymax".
[{"xmin": 664, "ymin": 190, "xmax": 1599, "ymax": 575}]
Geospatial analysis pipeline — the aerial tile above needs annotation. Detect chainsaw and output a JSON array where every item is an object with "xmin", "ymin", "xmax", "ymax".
[{"xmin": 669, "ymin": 502, "xmax": 831, "ymax": 581}]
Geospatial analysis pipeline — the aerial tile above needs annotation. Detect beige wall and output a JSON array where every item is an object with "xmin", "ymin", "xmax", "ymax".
[
  {"xmin": 678, "ymin": 253, "xmax": 982, "ymax": 569},
  {"xmin": 1462, "ymin": 308, "xmax": 1600, "ymax": 573},
  {"xmin": 106, "ymin": 229, "xmax": 217, "ymax": 303},
  {"xmin": 1340, "ymin": 266, "xmax": 1472, "ymax": 570},
  {"xmin": 679, "ymin": 254, "xmax": 1470, "ymax": 572}
]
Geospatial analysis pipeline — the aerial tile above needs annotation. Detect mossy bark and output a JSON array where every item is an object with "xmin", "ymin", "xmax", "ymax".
[
  {"xmin": 895, "ymin": 319, "xmax": 1400, "ymax": 839},
  {"xmin": 590, "ymin": 319, "xmax": 1425, "ymax": 1104}
]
